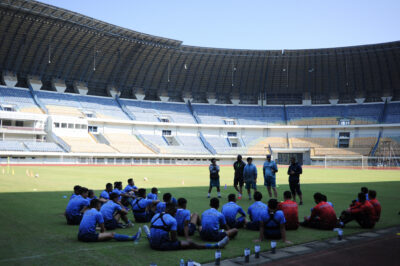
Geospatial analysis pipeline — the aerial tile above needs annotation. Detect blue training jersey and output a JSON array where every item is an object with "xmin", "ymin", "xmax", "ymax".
[
  {"xmin": 156, "ymin": 202, "xmax": 166, "ymax": 213},
  {"xmin": 248, "ymin": 201, "xmax": 268, "ymax": 222},
  {"xmin": 131, "ymin": 198, "xmax": 153, "ymax": 217},
  {"xmin": 100, "ymin": 190, "xmax": 110, "ymax": 200},
  {"xmin": 175, "ymin": 208, "xmax": 191, "ymax": 233},
  {"xmin": 243, "ymin": 164, "xmax": 257, "ymax": 182},
  {"xmin": 150, "ymin": 213, "xmax": 177, "ymax": 246},
  {"xmin": 147, "ymin": 193, "xmax": 158, "ymax": 200},
  {"xmin": 65, "ymin": 195, "xmax": 90, "ymax": 216},
  {"xmin": 222, "ymin": 202, "xmax": 246, "ymax": 225},
  {"xmin": 260, "ymin": 210, "xmax": 286, "ymax": 235},
  {"xmin": 100, "ymin": 200, "xmax": 122, "ymax": 221},
  {"xmin": 263, "ymin": 161, "xmax": 277, "ymax": 177},
  {"xmin": 79, "ymin": 208, "xmax": 104, "ymax": 235},
  {"xmin": 124, "ymin": 184, "xmax": 137, "ymax": 193},
  {"xmin": 201, "ymin": 208, "xmax": 226, "ymax": 233}
]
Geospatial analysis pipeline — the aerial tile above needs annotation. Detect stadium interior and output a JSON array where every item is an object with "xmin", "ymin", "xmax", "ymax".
[{"xmin": 0, "ymin": 0, "xmax": 399, "ymax": 167}]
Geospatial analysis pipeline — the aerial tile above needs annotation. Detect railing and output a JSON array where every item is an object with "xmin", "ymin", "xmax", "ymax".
[
  {"xmin": 135, "ymin": 134, "xmax": 160, "ymax": 153},
  {"xmin": 28, "ymin": 85, "xmax": 48, "ymax": 114},
  {"xmin": 199, "ymin": 132, "xmax": 216, "ymax": 155},
  {"xmin": 50, "ymin": 132, "xmax": 71, "ymax": 152},
  {"xmin": 115, "ymin": 95, "xmax": 136, "ymax": 120},
  {"xmin": 0, "ymin": 126, "xmax": 44, "ymax": 131},
  {"xmin": 186, "ymin": 101, "xmax": 201, "ymax": 124}
]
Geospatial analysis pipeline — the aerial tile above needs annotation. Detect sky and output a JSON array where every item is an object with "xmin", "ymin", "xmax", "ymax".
[{"xmin": 39, "ymin": 0, "xmax": 400, "ymax": 50}]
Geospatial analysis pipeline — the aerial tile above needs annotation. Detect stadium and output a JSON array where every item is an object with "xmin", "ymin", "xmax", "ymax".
[{"xmin": 0, "ymin": 0, "xmax": 399, "ymax": 265}]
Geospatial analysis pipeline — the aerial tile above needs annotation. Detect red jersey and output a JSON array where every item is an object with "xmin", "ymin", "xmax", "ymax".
[
  {"xmin": 278, "ymin": 200, "xmax": 299, "ymax": 230},
  {"xmin": 310, "ymin": 201, "xmax": 337, "ymax": 229},
  {"xmin": 368, "ymin": 199, "xmax": 381, "ymax": 221},
  {"xmin": 350, "ymin": 200, "xmax": 377, "ymax": 224}
]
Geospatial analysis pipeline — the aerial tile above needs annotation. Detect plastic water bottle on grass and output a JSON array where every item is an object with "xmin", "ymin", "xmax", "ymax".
[{"xmin": 179, "ymin": 259, "xmax": 185, "ymax": 266}]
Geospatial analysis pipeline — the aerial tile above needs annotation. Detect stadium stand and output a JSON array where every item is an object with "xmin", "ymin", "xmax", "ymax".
[
  {"xmin": 290, "ymin": 138, "xmax": 336, "ymax": 148},
  {"xmin": 0, "ymin": 87, "xmax": 43, "ymax": 114},
  {"xmin": 246, "ymin": 137, "xmax": 287, "ymax": 155},
  {"xmin": 60, "ymin": 135, "xmax": 117, "ymax": 153},
  {"xmin": 385, "ymin": 103, "xmax": 400, "ymax": 124},
  {"xmin": 24, "ymin": 142, "xmax": 64, "ymax": 152},
  {"xmin": 0, "ymin": 140, "xmax": 28, "ymax": 151},
  {"xmin": 313, "ymin": 148, "xmax": 372, "ymax": 156},
  {"xmin": 103, "ymin": 133, "xmax": 154, "ymax": 154},
  {"xmin": 141, "ymin": 134, "xmax": 209, "ymax": 154},
  {"xmin": 121, "ymin": 100, "xmax": 195, "ymax": 123}
]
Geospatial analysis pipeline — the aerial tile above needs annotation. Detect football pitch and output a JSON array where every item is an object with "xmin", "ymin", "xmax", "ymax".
[{"xmin": 0, "ymin": 165, "xmax": 399, "ymax": 265}]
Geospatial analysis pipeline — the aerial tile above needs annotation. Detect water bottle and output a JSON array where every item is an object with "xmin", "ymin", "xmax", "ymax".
[
  {"xmin": 244, "ymin": 248, "xmax": 250, "ymax": 263},
  {"xmin": 179, "ymin": 259, "xmax": 185, "ymax": 266},
  {"xmin": 215, "ymin": 249, "xmax": 221, "ymax": 265},
  {"xmin": 338, "ymin": 229, "xmax": 343, "ymax": 241},
  {"xmin": 150, "ymin": 263, "xmax": 157, "ymax": 266},
  {"xmin": 254, "ymin": 245, "xmax": 260, "ymax": 258},
  {"xmin": 187, "ymin": 260, "xmax": 194, "ymax": 266},
  {"xmin": 271, "ymin": 241, "xmax": 276, "ymax": 254}
]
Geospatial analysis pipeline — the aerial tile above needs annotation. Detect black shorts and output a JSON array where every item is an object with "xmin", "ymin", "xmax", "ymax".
[
  {"xmin": 104, "ymin": 218, "xmax": 119, "ymax": 230},
  {"xmin": 234, "ymin": 177, "xmax": 244, "ymax": 187},
  {"xmin": 134, "ymin": 211, "xmax": 154, "ymax": 223},
  {"xmin": 78, "ymin": 232, "xmax": 99, "ymax": 242},
  {"xmin": 151, "ymin": 240, "xmax": 181, "ymax": 251},
  {"xmin": 66, "ymin": 214, "xmax": 82, "ymax": 225},
  {"xmin": 289, "ymin": 181, "xmax": 302, "ymax": 196},
  {"xmin": 177, "ymin": 223, "xmax": 196, "ymax": 236},
  {"xmin": 200, "ymin": 230, "xmax": 227, "ymax": 242},
  {"xmin": 246, "ymin": 221, "xmax": 260, "ymax": 231}
]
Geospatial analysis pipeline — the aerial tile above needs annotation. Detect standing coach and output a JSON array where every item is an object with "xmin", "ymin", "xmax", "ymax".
[
  {"xmin": 208, "ymin": 158, "xmax": 221, "ymax": 198},
  {"xmin": 287, "ymin": 157, "xmax": 303, "ymax": 205},
  {"xmin": 233, "ymin": 155, "xmax": 246, "ymax": 199}
]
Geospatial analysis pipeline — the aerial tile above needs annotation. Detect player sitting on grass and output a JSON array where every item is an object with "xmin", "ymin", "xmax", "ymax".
[
  {"xmin": 65, "ymin": 187, "xmax": 90, "ymax": 225},
  {"xmin": 124, "ymin": 178, "xmax": 138, "ymax": 193},
  {"xmin": 147, "ymin": 187, "xmax": 158, "ymax": 200},
  {"xmin": 254, "ymin": 199, "xmax": 291, "ymax": 244},
  {"xmin": 200, "ymin": 198, "xmax": 238, "ymax": 241},
  {"xmin": 243, "ymin": 157, "xmax": 258, "ymax": 200},
  {"xmin": 144, "ymin": 203, "xmax": 229, "ymax": 251},
  {"xmin": 175, "ymin": 198, "xmax": 201, "ymax": 239},
  {"xmin": 246, "ymin": 191, "xmax": 268, "ymax": 231},
  {"xmin": 156, "ymin": 193, "xmax": 172, "ymax": 213},
  {"xmin": 321, "ymin": 194, "xmax": 333, "ymax": 207},
  {"xmin": 121, "ymin": 178, "xmax": 138, "ymax": 206},
  {"xmin": 339, "ymin": 192, "xmax": 377, "ymax": 228},
  {"xmin": 100, "ymin": 183, "xmax": 113, "ymax": 201},
  {"xmin": 278, "ymin": 191, "xmax": 299, "ymax": 230},
  {"xmin": 368, "ymin": 190, "xmax": 381, "ymax": 222},
  {"xmin": 78, "ymin": 199, "xmax": 141, "ymax": 242},
  {"xmin": 70, "ymin": 185, "xmax": 81, "ymax": 200},
  {"xmin": 113, "ymin": 181, "xmax": 135, "ymax": 206},
  {"xmin": 221, "ymin": 194, "xmax": 247, "ymax": 228},
  {"xmin": 100, "ymin": 193, "xmax": 133, "ymax": 230},
  {"xmin": 131, "ymin": 188, "xmax": 159, "ymax": 223},
  {"xmin": 300, "ymin": 192, "xmax": 337, "ymax": 230},
  {"xmin": 88, "ymin": 189, "xmax": 106, "ymax": 204}
]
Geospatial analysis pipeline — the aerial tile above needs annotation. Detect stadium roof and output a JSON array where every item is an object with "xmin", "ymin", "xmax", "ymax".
[{"xmin": 0, "ymin": 0, "xmax": 399, "ymax": 103}]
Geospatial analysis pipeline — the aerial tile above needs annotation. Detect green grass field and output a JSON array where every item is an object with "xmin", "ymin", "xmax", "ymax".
[{"xmin": 0, "ymin": 165, "xmax": 399, "ymax": 265}]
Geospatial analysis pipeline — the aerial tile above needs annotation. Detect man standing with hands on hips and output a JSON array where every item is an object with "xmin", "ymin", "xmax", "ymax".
[
  {"xmin": 263, "ymin": 155, "xmax": 278, "ymax": 199},
  {"xmin": 208, "ymin": 158, "xmax": 221, "ymax": 198},
  {"xmin": 287, "ymin": 157, "xmax": 303, "ymax": 205},
  {"xmin": 233, "ymin": 155, "xmax": 246, "ymax": 199}
]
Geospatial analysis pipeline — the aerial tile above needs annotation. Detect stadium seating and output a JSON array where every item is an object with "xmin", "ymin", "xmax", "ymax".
[
  {"xmin": 245, "ymin": 137, "xmax": 287, "ymax": 155},
  {"xmin": 313, "ymin": 148, "xmax": 372, "ymax": 156},
  {"xmin": 60, "ymin": 135, "xmax": 117, "ymax": 153},
  {"xmin": 24, "ymin": 142, "xmax": 64, "ymax": 152},
  {"xmin": 35, "ymin": 91, "xmax": 129, "ymax": 120},
  {"xmin": 121, "ymin": 100, "xmax": 196, "ymax": 123},
  {"xmin": 385, "ymin": 103, "xmax": 400, "ymax": 123},
  {"xmin": 191, "ymin": 104, "xmax": 285, "ymax": 125},
  {"xmin": 203, "ymin": 136, "xmax": 247, "ymax": 154},
  {"xmin": 141, "ymin": 134, "xmax": 209, "ymax": 154},
  {"xmin": 351, "ymin": 137, "xmax": 377, "ymax": 148},
  {"xmin": 375, "ymin": 137, "xmax": 400, "ymax": 156},
  {"xmin": 0, "ymin": 140, "xmax": 28, "ymax": 151},
  {"xmin": 0, "ymin": 87, "xmax": 43, "ymax": 114},
  {"xmin": 104, "ymin": 133, "xmax": 154, "ymax": 154},
  {"xmin": 290, "ymin": 138, "xmax": 336, "ymax": 148}
]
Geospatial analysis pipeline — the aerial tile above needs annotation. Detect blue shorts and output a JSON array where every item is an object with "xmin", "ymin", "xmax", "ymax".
[
  {"xmin": 104, "ymin": 218, "xmax": 119, "ymax": 230},
  {"xmin": 245, "ymin": 181, "xmax": 257, "ymax": 190},
  {"xmin": 66, "ymin": 214, "xmax": 82, "ymax": 225},
  {"xmin": 210, "ymin": 179, "xmax": 220, "ymax": 187},
  {"xmin": 178, "ymin": 223, "xmax": 196, "ymax": 236},
  {"xmin": 227, "ymin": 216, "xmax": 245, "ymax": 229},
  {"xmin": 134, "ymin": 211, "xmax": 154, "ymax": 223},
  {"xmin": 264, "ymin": 176, "xmax": 276, "ymax": 187},
  {"xmin": 246, "ymin": 220, "xmax": 260, "ymax": 231},
  {"xmin": 78, "ymin": 232, "xmax": 99, "ymax": 242},
  {"xmin": 200, "ymin": 229, "xmax": 227, "ymax": 242},
  {"xmin": 151, "ymin": 240, "xmax": 181, "ymax": 251}
]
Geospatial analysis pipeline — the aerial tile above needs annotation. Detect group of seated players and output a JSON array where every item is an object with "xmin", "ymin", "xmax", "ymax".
[{"xmin": 65, "ymin": 179, "xmax": 381, "ymax": 251}]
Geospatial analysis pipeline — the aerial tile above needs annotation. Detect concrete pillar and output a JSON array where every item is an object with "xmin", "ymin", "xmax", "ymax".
[
  {"xmin": 76, "ymin": 82, "xmax": 89, "ymax": 95},
  {"xmin": 27, "ymin": 75, "xmax": 43, "ymax": 90},
  {"xmin": 3, "ymin": 71, "xmax": 18, "ymax": 87},
  {"xmin": 54, "ymin": 79, "xmax": 66, "ymax": 93}
]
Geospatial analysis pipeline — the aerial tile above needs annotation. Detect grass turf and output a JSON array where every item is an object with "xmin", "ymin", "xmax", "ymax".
[{"xmin": 0, "ymin": 165, "xmax": 399, "ymax": 265}]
